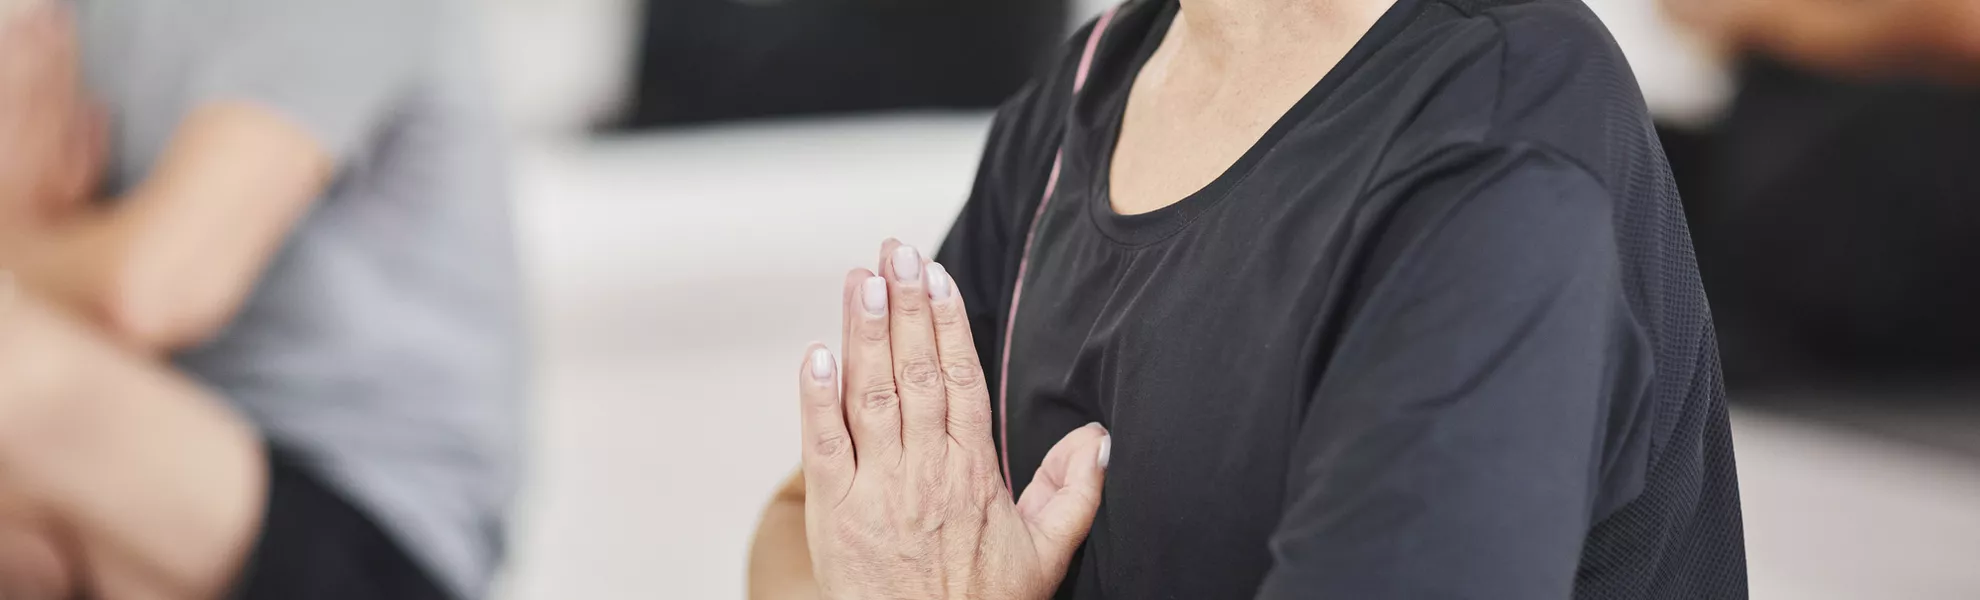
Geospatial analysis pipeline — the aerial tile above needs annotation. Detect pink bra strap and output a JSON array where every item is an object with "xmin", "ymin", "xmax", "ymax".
[{"xmin": 997, "ymin": 4, "xmax": 1120, "ymax": 490}]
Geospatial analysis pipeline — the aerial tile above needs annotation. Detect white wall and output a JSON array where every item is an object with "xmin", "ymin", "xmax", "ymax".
[
  {"xmin": 1581, "ymin": 0, "xmax": 1732, "ymax": 125},
  {"xmin": 481, "ymin": 0, "xmax": 643, "ymax": 137}
]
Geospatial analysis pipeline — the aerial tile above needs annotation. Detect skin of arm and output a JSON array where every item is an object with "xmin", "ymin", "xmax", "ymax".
[
  {"xmin": 0, "ymin": 101, "xmax": 333, "ymax": 352},
  {"xmin": 748, "ymin": 469, "xmax": 821, "ymax": 600},
  {"xmin": 0, "ymin": 2, "xmax": 104, "ymax": 229},
  {"xmin": 0, "ymin": 284, "xmax": 266, "ymax": 600},
  {"xmin": 1665, "ymin": 0, "xmax": 1980, "ymax": 82}
]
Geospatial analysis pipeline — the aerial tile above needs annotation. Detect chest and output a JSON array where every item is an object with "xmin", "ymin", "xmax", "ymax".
[
  {"xmin": 995, "ymin": 165, "xmax": 1385, "ymax": 584},
  {"xmin": 995, "ymin": 49, "xmax": 1429, "ymax": 591},
  {"xmin": 1108, "ymin": 78, "xmax": 1331, "ymax": 217},
  {"xmin": 997, "ymin": 192, "xmax": 1371, "ymax": 596},
  {"xmin": 1002, "ymin": 214, "xmax": 1342, "ymax": 468}
]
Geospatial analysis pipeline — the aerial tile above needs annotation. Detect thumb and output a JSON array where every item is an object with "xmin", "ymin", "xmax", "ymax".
[{"xmin": 1015, "ymin": 422, "xmax": 1110, "ymax": 565}]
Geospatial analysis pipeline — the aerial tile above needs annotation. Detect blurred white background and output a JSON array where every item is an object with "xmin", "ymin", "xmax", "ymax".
[{"xmin": 479, "ymin": 1, "xmax": 1980, "ymax": 598}]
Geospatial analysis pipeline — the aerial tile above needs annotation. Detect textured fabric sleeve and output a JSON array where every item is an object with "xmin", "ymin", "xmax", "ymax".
[
  {"xmin": 1256, "ymin": 148, "xmax": 1649, "ymax": 599},
  {"xmin": 190, "ymin": 0, "xmax": 437, "ymax": 160}
]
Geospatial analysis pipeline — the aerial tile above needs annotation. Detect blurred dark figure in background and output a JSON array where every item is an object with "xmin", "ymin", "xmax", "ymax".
[
  {"xmin": 620, "ymin": 0, "xmax": 1068, "ymax": 125},
  {"xmin": 1661, "ymin": 0, "xmax": 1980, "ymax": 382},
  {"xmin": 0, "ymin": 1, "xmax": 518, "ymax": 599}
]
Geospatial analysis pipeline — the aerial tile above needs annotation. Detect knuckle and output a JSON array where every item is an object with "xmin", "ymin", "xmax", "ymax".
[
  {"xmin": 941, "ymin": 358, "xmax": 985, "ymax": 391},
  {"xmin": 899, "ymin": 493, "xmax": 948, "ymax": 535},
  {"xmin": 973, "ymin": 474, "xmax": 1005, "ymax": 507},
  {"xmin": 897, "ymin": 356, "xmax": 943, "ymax": 391},
  {"xmin": 813, "ymin": 431, "xmax": 852, "ymax": 460},
  {"xmin": 858, "ymin": 384, "xmax": 900, "ymax": 411},
  {"xmin": 906, "ymin": 510, "xmax": 944, "ymax": 538}
]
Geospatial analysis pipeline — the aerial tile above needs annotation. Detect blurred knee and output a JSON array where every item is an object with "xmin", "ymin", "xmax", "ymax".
[
  {"xmin": 0, "ymin": 521, "xmax": 78, "ymax": 600},
  {"xmin": 0, "ymin": 292, "xmax": 87, "ymax": 454},
  {"xmin": 0, "ymin": 476, "xmax": 77, "ymax": 600}
]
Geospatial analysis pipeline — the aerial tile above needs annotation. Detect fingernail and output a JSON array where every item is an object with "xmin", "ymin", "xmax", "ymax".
[
  {"xmin": 1098, "ymin": 434, "xmax": 1112, "ymax": 470},
  {"xmin": 927, "ymin": 263, "xmax": 953, "ymax": 301},
  {"xmin": 861, "ymin": 276, "xmax": 887, "ymax": 315},
  {"xmin": 893, "ymin": 245, "xmax": 922, "ymax": 283},
  {"xmin": 810, "ymin": 347, "xmax": 834, "ymax": 382}
]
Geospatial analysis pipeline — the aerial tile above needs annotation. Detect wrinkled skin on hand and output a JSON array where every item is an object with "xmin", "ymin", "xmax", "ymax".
[{"xmin": 796, "ymin": 240, "xmax": 1111, "ymax": 600}]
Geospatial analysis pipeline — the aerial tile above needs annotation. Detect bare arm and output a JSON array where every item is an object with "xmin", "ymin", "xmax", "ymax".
[
  {"xmin": 0, "ymin": 3, "xmax": 104, "ymax": 228},
  {"xmin": 0, "ymin": 101, "xmax": 332, "ymax": 351},
  {"xmin": 0, "ymin": 288, "xmax": 266, "ymax": 600},
  {"xmin": 0, "ymin": 0, "xmax": 423, "ymax": 353},
  {"xmin": 748, "ymin": 468, "xmax": 820, "ymax": 600},
  {"xmin": 1666, "ymin": 0, "xmax": 1980, "ymax": 81}
]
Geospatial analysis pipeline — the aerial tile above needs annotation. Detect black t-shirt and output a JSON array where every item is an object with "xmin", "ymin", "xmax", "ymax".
[{"xmin": 934, "ymin": 0, "xmax": 1747, "ymax": 598}]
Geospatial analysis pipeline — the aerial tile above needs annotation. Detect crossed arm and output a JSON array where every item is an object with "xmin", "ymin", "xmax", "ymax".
[
  {"xmin": 0, "ymin": 94, "xmax": 334, "ymax": 600},
  {"xmin": 0, "ymin": 101, "xmax": 332, "ymax": 351},
  {"xmin": 0, "ymin": 5, "xmax": 341, "ymax": 598},
  {"xmin": 0, "ymin": 1, "xmax": 339, "ymax": 353}
]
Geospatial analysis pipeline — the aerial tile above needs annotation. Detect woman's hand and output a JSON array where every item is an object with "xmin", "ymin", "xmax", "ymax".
[
  {"xmin": 0, "ymin": 2, "xmax": 106, "ymax": 228},
  {"xmin": 796, "ymin": 240, "xmax": 1110, "ymax": 600}
]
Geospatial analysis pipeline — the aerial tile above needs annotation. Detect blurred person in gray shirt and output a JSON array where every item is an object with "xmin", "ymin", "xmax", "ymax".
[{"xmin": 0, "ymin": 0, "xmax": 519, "ymax": 598}]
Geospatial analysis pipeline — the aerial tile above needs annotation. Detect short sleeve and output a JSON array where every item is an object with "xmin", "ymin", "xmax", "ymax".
[
  {"xmin": 1256, "ymin": 148, "xmax": 1651, "ymax": 598},
  {"xmin": 190, "ymin": 0, "xmax": 438, "ymax": 160}
]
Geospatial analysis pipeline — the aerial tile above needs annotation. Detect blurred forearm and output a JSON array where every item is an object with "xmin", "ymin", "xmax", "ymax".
[
  {"xmin": 1670, "ymin": 0, "xmax": 1980, "ymax": 82},
  {"xmin": 0, "ymin": 195, "xmax": 244, "ymax": 354},
  {"xmin": 0, "ymin": 212, "xmax": 144, "ymax": 348},
  {"xmin": 1757, "ymin": 1, "xmax": 1980, "ymax": 79},
  {"xmin": 748, "ymin": 469, "xmax": 820, "ymax": 600},
  {"xmin": 0, "ymin": 102, "xmax": 330, "ymax": 353}
]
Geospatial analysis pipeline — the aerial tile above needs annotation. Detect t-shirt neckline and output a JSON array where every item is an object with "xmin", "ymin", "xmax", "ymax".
[{"xmin": 1078, "ymin": 0, "xmax": 1426, "ymax": 247}]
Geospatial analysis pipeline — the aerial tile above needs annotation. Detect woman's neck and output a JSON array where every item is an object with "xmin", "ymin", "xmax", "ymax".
[{"xmin": 1170, "ymin": 0, "xmax": 1397, "ymax": 67}]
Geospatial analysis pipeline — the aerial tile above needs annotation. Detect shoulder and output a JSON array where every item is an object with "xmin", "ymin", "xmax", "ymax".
[
  {"xmin": 1374, "ymin": 1, "xmax": 1713, "ymax": 411},
  {"xmin": 1373, "ymin": 0, "xmax": 1659, "ymax": 198},
  {"xmin": 1463, "ymin": 0, "xmax": 1651, "ymax": 148},
  {"xmin": 1410, "ymin": 0, "xmax": 1638, "ymax": 97}
]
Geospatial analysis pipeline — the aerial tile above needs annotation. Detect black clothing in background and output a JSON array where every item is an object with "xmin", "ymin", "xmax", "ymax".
[
  {"xmin": 1672, "ymin": 58, "xmax": 1980, "ymax": 381},
  {"xmin": 937, "ymin": 1, "xmax": 1745, "ymax": 598},
  {"xmin": 230, "ymin": 448, "xmax": 452, "ymax": 600},
  {"xmin": 619, "ymin": 0, "xmax": 1065, "ymax": 126}
]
